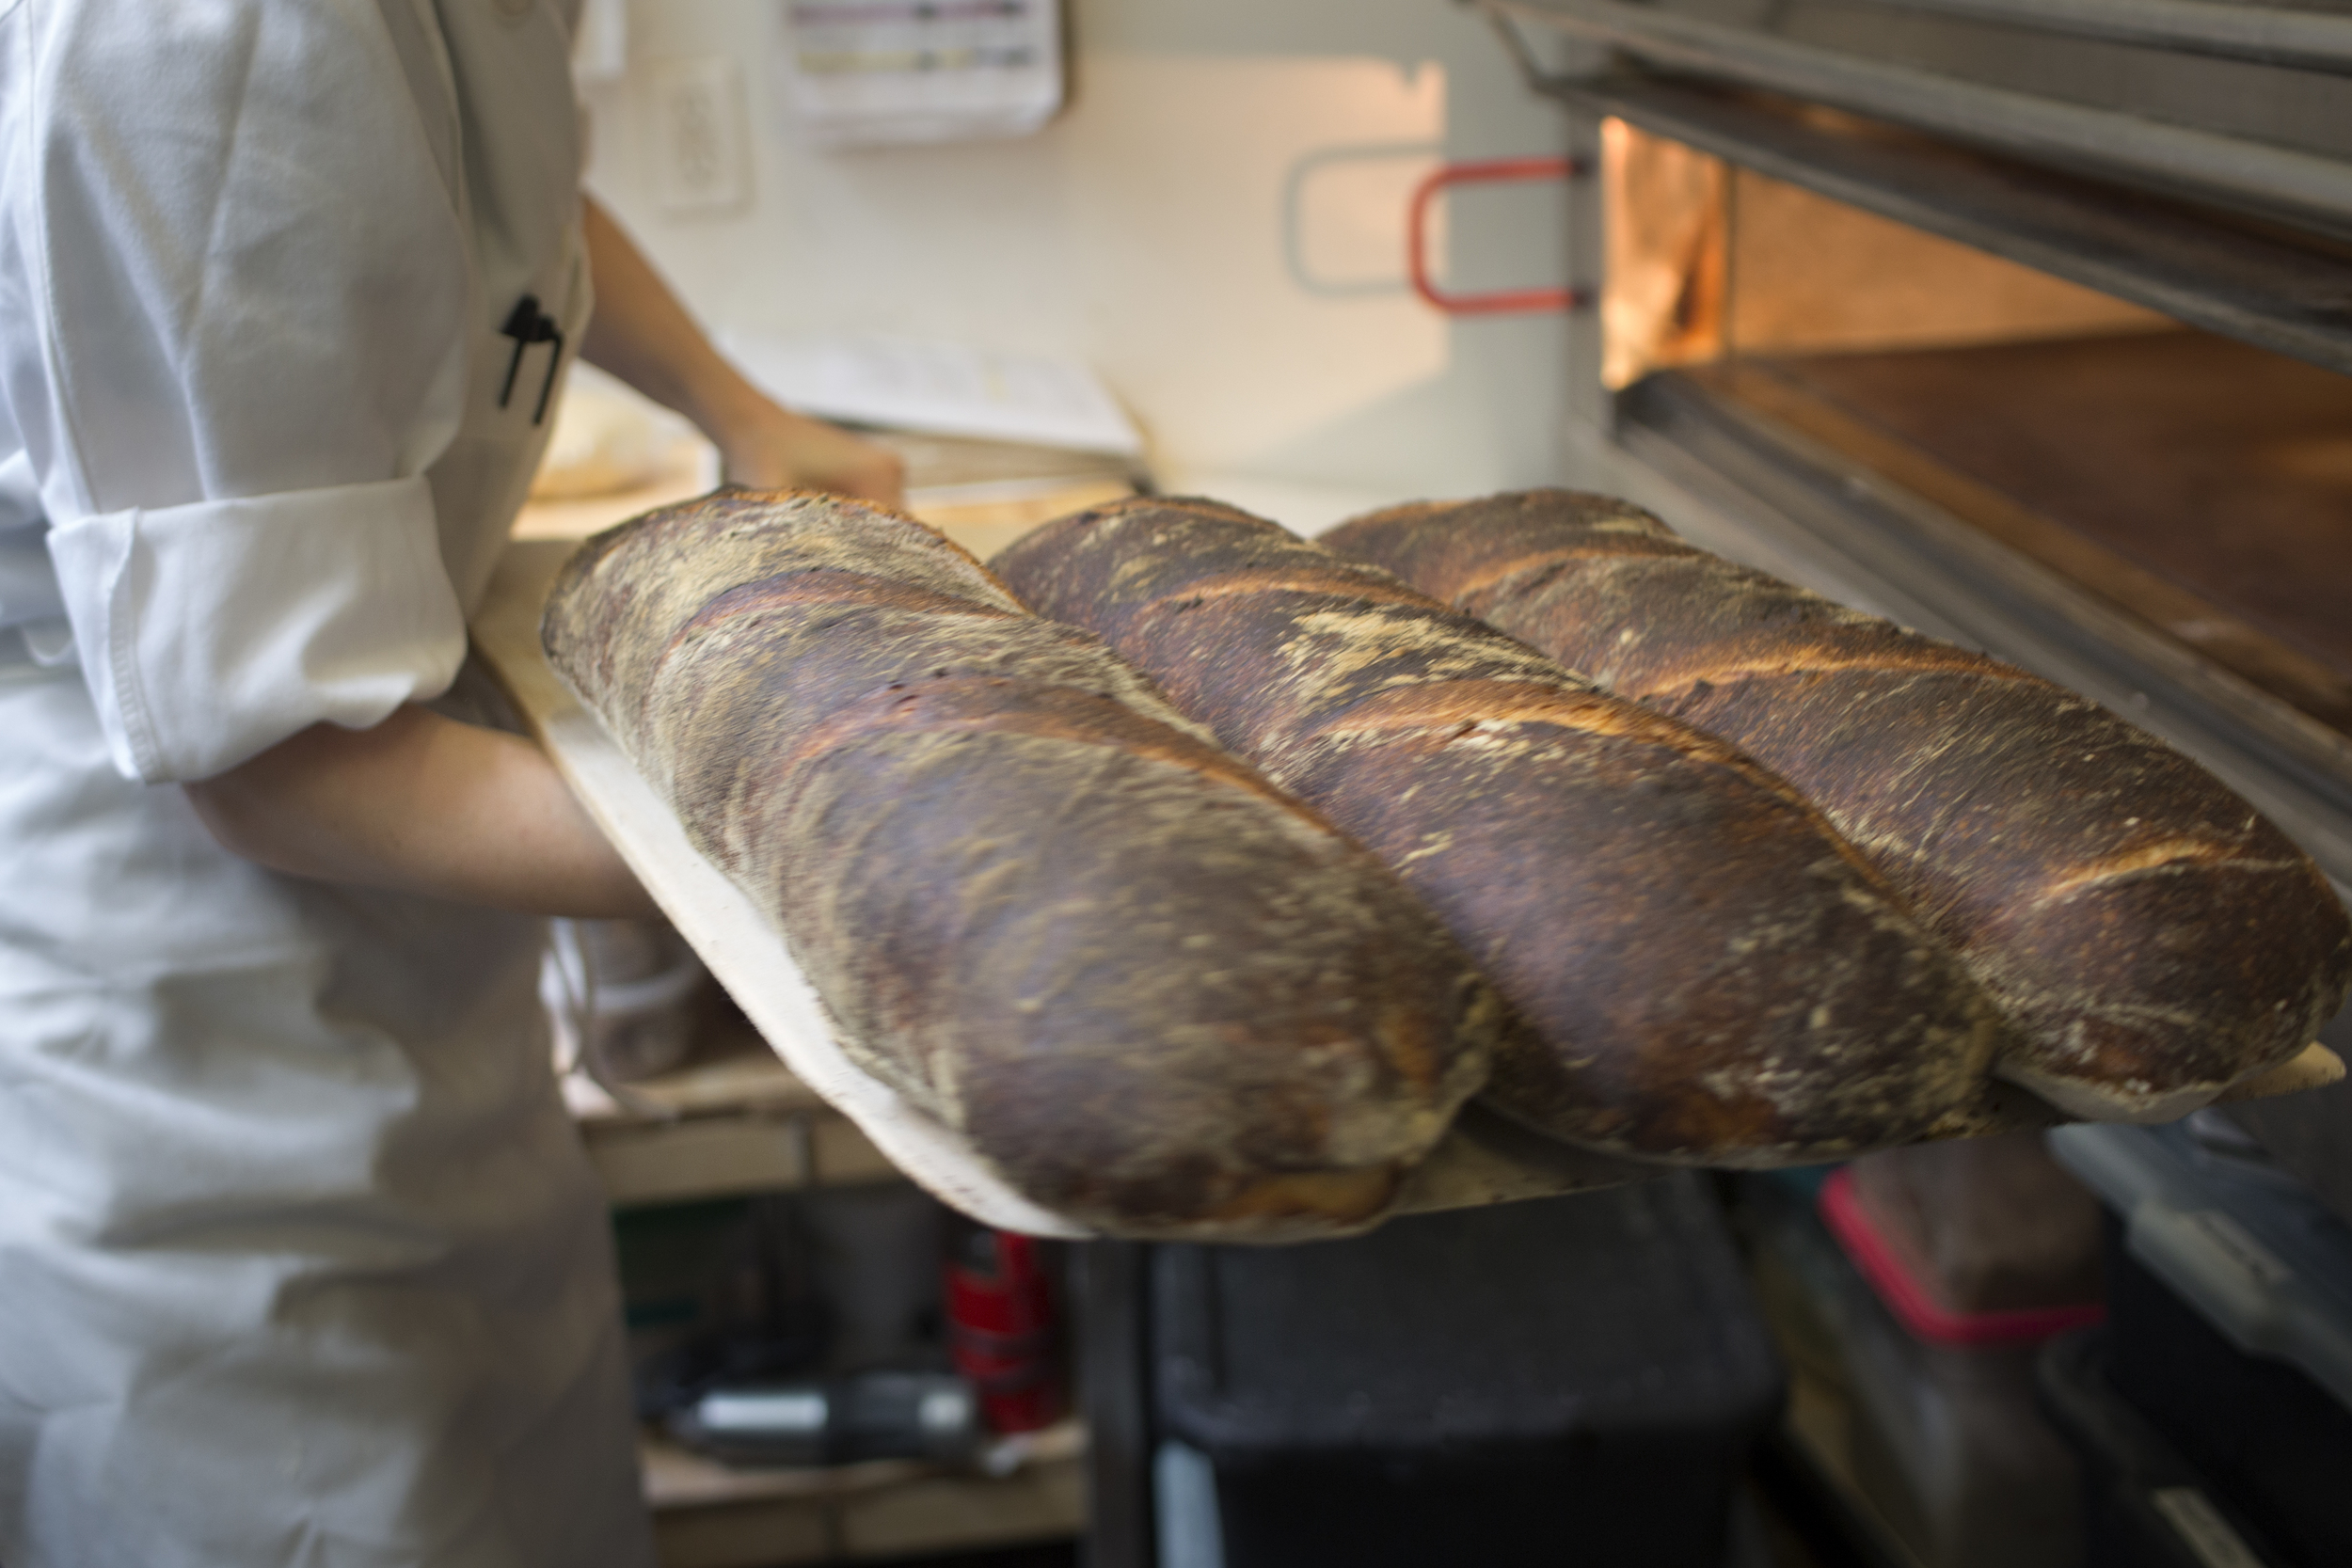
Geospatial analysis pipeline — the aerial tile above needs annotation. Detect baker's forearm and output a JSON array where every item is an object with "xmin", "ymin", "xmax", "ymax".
[
  {"xmin": 578, "ymin": 198, "xmax": 755, "ymax": 438},
  {"xmin": 579, "ymin": 198, "xmax": 903, "ymax": 502},
  {"xmin": 184, "ymin": 705, "xmax": 657, "ymax": 920}
]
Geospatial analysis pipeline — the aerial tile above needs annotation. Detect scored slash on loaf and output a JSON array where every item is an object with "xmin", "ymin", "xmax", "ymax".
[
  {"xmin": 541, "ymin": 490, "xmax": 1501, "ymax": 1240},
  {"xmin": 992, "ymin": 496, "xmax": 2007, "ymax": 1165},
  {"xmin": 1327, "ymin": 489, "xmax": 2352, "ymax": 1122}
]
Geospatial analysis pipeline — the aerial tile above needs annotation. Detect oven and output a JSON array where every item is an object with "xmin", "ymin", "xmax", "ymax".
[{"xmin": 1458, "ymin": 0, "xmax": 2352, "ymax": 1214}]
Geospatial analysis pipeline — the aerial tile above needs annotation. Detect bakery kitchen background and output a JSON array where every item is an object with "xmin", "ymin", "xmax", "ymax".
[{"xmin": 298, "ymin": 2, "xmax": 2352, "ymax": 1566}]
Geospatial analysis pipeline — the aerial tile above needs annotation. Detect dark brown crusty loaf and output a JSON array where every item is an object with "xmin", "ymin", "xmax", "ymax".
[
  {"xmin": 542, "ymin": 490, "xmax": 1500, "ymax": 1239},
  {"xmin": 1327, "ymin": 489, "xmax": 2352, "ymax": 1120},
  {"xmin": 992, "ymin": 496, "xmax": 2005, "ymax": 1165}
]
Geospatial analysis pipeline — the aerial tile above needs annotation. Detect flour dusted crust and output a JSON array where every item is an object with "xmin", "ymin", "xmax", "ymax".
[
  {"xmin": 543, "ymin": 490, "xmax": 1499, "ymax": 1238},
  {"xmin": 1328, "ymin": 489, "xmax": 2352, "ymax": 1119},
  {"xmin": 993, "ymin": 497, "xmax": 2003, "ymax": 1164}
]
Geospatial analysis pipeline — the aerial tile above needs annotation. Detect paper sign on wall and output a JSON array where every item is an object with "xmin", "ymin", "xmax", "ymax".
[{"xmin": 778, "ymin": 0, "xmax": 1065, "ymax": 149}]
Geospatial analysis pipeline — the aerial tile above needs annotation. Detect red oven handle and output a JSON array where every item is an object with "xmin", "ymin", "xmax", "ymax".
[{"xmin": 1406, "ymin": 155, "xmax": 1592, "ymax": 316}]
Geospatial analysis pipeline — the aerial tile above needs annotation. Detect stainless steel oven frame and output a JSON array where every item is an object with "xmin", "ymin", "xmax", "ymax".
[{"xmin": 1474, "ymin": 0, "xmax": 2352, "ymax": 888}]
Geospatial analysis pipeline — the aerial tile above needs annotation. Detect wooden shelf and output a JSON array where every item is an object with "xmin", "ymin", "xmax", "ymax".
[
  {"xmin": 584, "ymin": 1043, "xmax": 1089, "ymax": 1561},
  {"xmin": 572, "ymin": 1034, "xmax": 906, "ymax": 1208},
  {"xmin": 644, "ymin": 1421, "xmax": 1086, "ymax": 1568}
]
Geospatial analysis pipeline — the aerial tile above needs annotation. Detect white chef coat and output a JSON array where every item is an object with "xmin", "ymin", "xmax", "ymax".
[{"xmin": 0, "ymin": 2, "xmax": 654, "ymax": 1563}]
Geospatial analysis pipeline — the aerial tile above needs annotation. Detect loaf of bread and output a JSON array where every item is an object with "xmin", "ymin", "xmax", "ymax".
[
  {"xmin": 1327, "ymin": 489, "xmax": 2352, "ymax": 1119},
  {"xmin": 992, "ymin": 496, "xmax": 2003, "ymax": 1164},
  {"xmin": 542, "ymin": 490, "xmax": 1500, "ymax": 1238}
]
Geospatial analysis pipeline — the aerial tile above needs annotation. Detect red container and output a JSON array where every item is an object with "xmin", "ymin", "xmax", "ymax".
[
  {"xmin": 1821, "ymin": 1166, "xmax": 2105, "ymax": 1345},
  {"xmin": 943, "ymin": 1224, "xmax": 1064, "ymax": 1433},
  {"xmin": 1808, "ymin": 1167, "xmax": 2108, "ymax": 1568}
]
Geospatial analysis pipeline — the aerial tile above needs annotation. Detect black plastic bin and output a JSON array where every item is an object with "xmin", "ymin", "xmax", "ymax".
[
  {"xmin": 1151, "ymin": 1175, "xmax": 1786, "ymax": 1568},
  {"xmin": 2039, "ymin": 1328, "xmax": 2291, "ymax": 1568},
  {"xmin": 2100, "ymin": 1216, "xmax": 2352, "ymax": 1568},
  {"xmin": 2050, "ymin": 1121, "xmax": 2352, "ymax": 1568}
]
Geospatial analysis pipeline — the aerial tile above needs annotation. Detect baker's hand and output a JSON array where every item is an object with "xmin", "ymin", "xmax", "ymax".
[{"xmin": 719, "ymin": 401, "xmax": 906, "ymax": 507}]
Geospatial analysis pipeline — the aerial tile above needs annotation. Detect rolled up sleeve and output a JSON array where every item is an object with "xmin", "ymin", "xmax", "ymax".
[
  {"xmin": 46, "ymin": 478, "xmax": 465, "ymax": 784},
  {"xmin": 13, "ymin": 0, "xmax": 481, "ymax": 783}
]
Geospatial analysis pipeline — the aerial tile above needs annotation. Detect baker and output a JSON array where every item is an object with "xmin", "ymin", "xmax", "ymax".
[{"xmin": 0, "ymin": 3, "xmax": 899, "ymax": 1560}]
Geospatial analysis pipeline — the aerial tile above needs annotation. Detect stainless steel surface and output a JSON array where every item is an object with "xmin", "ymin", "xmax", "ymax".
[
  {"xmin": 1484, "ymin": 0, "xmax": 2352, "ymax": 230},
  {"xmin": 1875, "ymin": 0, "xmax": 2352, "ymax": 70}
]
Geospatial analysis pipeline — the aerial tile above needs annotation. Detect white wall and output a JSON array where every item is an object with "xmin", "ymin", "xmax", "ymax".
[{"xmin": 584, "ymin": 0, "xmax": 1578, "ymax": 500}]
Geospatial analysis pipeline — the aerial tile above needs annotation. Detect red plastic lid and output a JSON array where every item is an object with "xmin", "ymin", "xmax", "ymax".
[{"xmin": 1818, "ymin": 1167, "xmax": 2106, "ymax": 1347}]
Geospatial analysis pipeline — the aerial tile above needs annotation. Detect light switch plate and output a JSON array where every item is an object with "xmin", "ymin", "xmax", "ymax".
[{"xmin": 650, "ymin": 55, "xmax": 751, "ymax": 214}]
